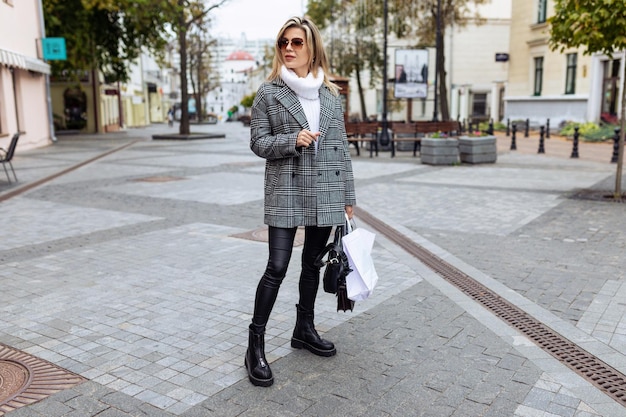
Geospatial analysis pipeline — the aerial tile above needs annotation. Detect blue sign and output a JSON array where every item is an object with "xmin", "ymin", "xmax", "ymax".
[{"xmin": 42, "ymin": 38, "xmax": 67, "ymax": 61}]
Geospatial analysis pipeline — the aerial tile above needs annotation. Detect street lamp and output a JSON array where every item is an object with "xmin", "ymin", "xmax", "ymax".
[
  {"xmin": 379, "ymin": 0, "xmax": 390, "ymax": 146},
  {"xmin": 433, "ymin": 0, "xmax": 442, "ymax": 121}
]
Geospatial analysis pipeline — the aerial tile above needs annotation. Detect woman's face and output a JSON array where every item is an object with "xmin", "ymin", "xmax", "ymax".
[{"xmin": 279, "ymin": 27, "xmax": 310, "ymax": 78}]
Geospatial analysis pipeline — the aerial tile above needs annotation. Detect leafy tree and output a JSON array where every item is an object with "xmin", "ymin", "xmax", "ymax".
[
  {"xmin": 43, "ymin": 0, "xmax": 170, "ymax": 82},
  {"xmin": 241, "ymin": 92, "xmax": 256, "ymax": 109},
  {"xmin": 308, "ymin": 0, "xmax": 383, "ymax": 121},
  {"xmin": 44, "ymin": 0, "xmax": 229, "ymax": 134},
  {"xmin": 549, "ymin": 0, "xmax": 626, "ymax": 199}
]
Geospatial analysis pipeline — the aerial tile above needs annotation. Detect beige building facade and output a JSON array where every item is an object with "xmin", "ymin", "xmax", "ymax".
[
  {"xmin": 506, "ymin": 0, "xmax": 622, "ymax": 127},
  {"xmin": 0, "ymin": 0, "xmax": 52, "ymax": 151}
]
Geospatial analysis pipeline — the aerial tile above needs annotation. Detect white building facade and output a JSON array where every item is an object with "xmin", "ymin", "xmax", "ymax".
[{"xmin": 206, "ymin": 34, "xmax": 271, "ymax": 120}]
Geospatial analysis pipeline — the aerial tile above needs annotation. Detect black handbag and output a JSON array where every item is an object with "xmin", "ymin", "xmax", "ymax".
[{"xmin": 315, "ymin": 225, "xmax": 352, "ymax": 294}]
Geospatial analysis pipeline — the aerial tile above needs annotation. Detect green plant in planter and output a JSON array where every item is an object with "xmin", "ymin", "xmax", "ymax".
[{"xmin": 430, "ymin": 131, "xmax": 448, "ymax": 138}]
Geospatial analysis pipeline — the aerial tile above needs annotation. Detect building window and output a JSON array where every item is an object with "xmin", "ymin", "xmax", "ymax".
[
  {"xmin": 472, "ymin": 93, "xmax": 488, "ymax": 117},
  {"xmin": 565, "ymin": 53, "xmax": 577, "ymax": 94},
  {"xmin": 537, "ymin": 0, "xmax": 547, "ymax": 23},
  {"xmin": 534, "ymin": 57, "xmax": 544, "ymax": 96}
]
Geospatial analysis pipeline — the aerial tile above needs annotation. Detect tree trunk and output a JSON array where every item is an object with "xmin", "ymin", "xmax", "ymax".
[
  {"xmin": 615, "ymin": 67, "xmax": 625, "ymax": 199},
  {"xmin": 438, "ymin": 44, "xmax": 450, "ymax": 121},
  {"xmin": 178, "ymin": 9, "xmax": 190, "ymax": 135},
  {"xmin": 356, "ymin": 65, "xmax": 367, "ymax": 121}
]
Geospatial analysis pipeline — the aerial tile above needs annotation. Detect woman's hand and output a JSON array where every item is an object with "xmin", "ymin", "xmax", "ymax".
[
  {"xmin": 345, "ymin": 205, "xmax": 353, "ymax": 219},
  {"xmin": 296, "ymin": 130, "xmax": 320, "ymax": 148}
]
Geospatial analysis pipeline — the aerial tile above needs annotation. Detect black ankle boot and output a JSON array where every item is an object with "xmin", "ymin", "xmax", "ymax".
[
  {"xmin": 291, "ymin": 304, "xmax": 336, "ymax": 357},
  {"xmin": 245, "ymin": 324, "xmax": 273, "ymax": 387}
]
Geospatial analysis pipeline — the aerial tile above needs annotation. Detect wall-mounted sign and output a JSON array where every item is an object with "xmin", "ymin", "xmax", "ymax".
[
  {"xmin": 42, "ymin": 38, "xmax": 67, "ymax": 61},
  {"xmin": 495, "ymin": 53, "xmax": 509, "ymax": 62}
]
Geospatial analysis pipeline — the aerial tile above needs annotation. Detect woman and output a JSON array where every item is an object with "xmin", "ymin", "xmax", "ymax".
[{"xmin": 247, "ymin": 16, "xmax": 356, "ymax": 387}]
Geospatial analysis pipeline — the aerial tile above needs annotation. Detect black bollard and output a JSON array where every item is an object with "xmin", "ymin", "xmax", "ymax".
[
  {"xmin": 506, "ymin": 118, "xmax": 510, "ymax": 136},
  {"xmin": 488, "ymin": 119, "xmax": 494, "ymax": 135},
  {"xmin": 611, "ymin": 128, "xmax": 620, "ymax": 163},
  {"xmin": 546, "ymin": 119, "xmax": 550, "ymax": 138},
  {"xmin": 571, "ymin": 126, "xmax": 579, "ymax": 158},
  {"xmin": 538, "ymin": 126, "xmax": 545, "ymax": 153},
  {"xmin": 525, "ymin": 118, "xmax": 530, "ymax": 138},
  {"xmin": 511, "ymin": 124, "xmax": 517, "ymax": 150},
  {"xmin": 462, "ymin": 119, "xmax": 467, "ymax": 134}
]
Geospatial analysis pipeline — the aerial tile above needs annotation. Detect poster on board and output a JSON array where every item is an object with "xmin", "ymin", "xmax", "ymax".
[{"xmin": 394, "ymin": 49, "xmax": 429, "ymax": 99}]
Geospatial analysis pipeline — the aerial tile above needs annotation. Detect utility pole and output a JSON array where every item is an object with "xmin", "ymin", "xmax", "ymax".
[
  {"xmin": 433, "ymin": 0, "xmax": 442, "ymax": 121},
  {"xmin": 379, "ymin": 0, "xmax": 390, "ymax": 146}
]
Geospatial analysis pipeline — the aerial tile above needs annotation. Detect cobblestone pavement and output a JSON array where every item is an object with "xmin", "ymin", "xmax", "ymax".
[{"xmin": 0, "ymin": 123, "xmax": 625, "ymax": 416}]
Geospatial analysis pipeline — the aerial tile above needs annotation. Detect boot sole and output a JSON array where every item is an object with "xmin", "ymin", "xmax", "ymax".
[
  {"xmin": 291, "ymin": 338, "xmax": 337, "ymax": 357},
  {"xmin": 244, "ymin": 357, "xmax": 274, "ymax": 387}
]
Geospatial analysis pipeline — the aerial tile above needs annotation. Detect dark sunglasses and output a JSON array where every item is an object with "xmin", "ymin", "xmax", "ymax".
[{"xmin": 278, "ymin": 38, "xmax": 305, "ymax": 50}]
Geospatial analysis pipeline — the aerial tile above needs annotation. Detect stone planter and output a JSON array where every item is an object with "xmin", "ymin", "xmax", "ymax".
[
  {"xmin": 458, "ymin": 135, "xmax": 497, "ymax": 164},
  {"xmin": 420, "ymin": 137, "xmax": 459, "ymax": 165}
]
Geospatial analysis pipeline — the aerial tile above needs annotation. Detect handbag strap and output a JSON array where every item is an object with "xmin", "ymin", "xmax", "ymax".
[{"xmin": 313, "ymin": 225, "xmax": 345, "ymax": 268}]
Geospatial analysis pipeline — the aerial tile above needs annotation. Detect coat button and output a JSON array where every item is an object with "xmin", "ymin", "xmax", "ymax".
[
  {"xmin": 318, "ymin": 172, "xmax": 322, "ymax": 176},
  {"xmin": 292, "ymin": 172, "xmax": 296, "ymax": 178},
  {"xmin": 334, "ymin": 146, "xmax": 338, "ymax": 151},
  {"xmin": 335, "ymin": 170, "xmax": 340, "ymax": 176}
]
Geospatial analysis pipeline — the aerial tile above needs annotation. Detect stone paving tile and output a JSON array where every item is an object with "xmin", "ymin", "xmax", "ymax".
[
  {"xmin": 1, "ymin": 124, "xmax": 625, "ymax": 416},
  {"xmin": 0, "ymin": 216, "xmax": 420, "ymax": 412},
  {"xmin": 180, "ymin": 279, "xmax": 543, "ymax": 416},
  {"xmin": 0, "ymin": 198, "xmax": 158, "ymax": 251}
]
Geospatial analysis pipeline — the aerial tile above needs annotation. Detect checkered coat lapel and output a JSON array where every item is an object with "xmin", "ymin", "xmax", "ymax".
[{"xmin": 250, "ymin": 78, "xmax": 356, "ymax": 228}]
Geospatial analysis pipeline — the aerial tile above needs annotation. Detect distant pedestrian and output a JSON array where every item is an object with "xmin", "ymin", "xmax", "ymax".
[
  {"xmin": 247, "ymin": 16, "xmax": 356, "ymax": 387},
  {"xmin": 167, "ymin": 107, "xmax": 174, "ymax": 127}
]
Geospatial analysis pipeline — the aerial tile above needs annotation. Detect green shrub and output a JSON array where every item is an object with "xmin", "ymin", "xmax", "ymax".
[{"xmin": 559, "ymin": 121, "xmax": 616, "ymax": 142}]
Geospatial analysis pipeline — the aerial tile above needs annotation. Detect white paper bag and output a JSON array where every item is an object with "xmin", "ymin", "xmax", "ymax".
[{"xmin": 342, "ymin": 228, "xmax": 378, "ymax": 301}]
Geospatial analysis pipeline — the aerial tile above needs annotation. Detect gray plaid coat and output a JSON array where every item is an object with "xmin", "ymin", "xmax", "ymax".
[{"xmin": 250, "ymin": 78, "xmax": 356, "ymax": 228}]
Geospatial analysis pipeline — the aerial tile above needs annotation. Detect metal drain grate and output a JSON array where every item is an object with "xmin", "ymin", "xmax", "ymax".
[
  {"xmin": 0, "ymin": 344, "xmax": 85, "ymax": 415},
  {"xmin": 355, "ymin": 206, "xmax": 626, "ymax": 407}
]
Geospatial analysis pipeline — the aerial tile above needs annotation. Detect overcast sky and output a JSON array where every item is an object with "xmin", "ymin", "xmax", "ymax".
[{"xmin": 210, "ymin": 0, "xmax": 307, "ymax": 40}]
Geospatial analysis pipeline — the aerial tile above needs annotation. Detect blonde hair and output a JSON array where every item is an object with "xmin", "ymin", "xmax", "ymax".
[{"xmin": 268, "ymin": 16, "xmax": 339, "ymax": 96}]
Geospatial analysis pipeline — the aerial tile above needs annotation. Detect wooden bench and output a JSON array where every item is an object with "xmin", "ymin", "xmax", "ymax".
[
  {"xmin": 390, "ymin": 122, "xmax": 421, "ymax": 157},
  {"xmin": 390, "ymin": 121, "xmax": 462, "ymax": 157},
  {"xmin": 346, "ymin": 122, "xmax": 379, "ymax": 158}
]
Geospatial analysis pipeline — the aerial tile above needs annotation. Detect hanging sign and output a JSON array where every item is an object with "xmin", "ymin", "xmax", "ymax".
[{"xmin": 42, "ymin": 38, "xmax": 67, "ymax": 61}]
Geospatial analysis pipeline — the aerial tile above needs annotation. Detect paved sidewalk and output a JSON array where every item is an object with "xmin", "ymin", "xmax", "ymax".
[{"xmin": 1, "ymin": 123, "xmax": 625, "ymax": 416}]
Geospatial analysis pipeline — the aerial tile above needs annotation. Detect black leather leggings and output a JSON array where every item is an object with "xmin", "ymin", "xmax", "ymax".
[{"xmin": 252, "ymin": 226, "xmax": 332, "ymax": 328}]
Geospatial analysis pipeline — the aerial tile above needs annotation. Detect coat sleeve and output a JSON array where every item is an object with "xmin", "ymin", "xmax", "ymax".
[
  {"xmin": 338, "ymin": 98, "xmax": 356, "ymax": 206},
  {"xmin": 250, "ymin": 83, "xmax": 302, "ymax": 161}
]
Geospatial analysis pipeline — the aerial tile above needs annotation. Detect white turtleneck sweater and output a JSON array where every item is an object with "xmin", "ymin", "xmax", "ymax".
[{"xmin": 281, "ymin": 66, "xmax": 323, "ymax": 152}]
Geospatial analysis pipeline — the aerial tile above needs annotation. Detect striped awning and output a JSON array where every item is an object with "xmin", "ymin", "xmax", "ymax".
[{"xmin": 0, "ymin": 48, "xmax": 50, "ymax": 75}]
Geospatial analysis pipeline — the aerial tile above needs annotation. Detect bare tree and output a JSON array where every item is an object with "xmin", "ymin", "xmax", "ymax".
[{"xmin": 171, "ymin": 0, "xmax": 228, "ymax": 134}]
